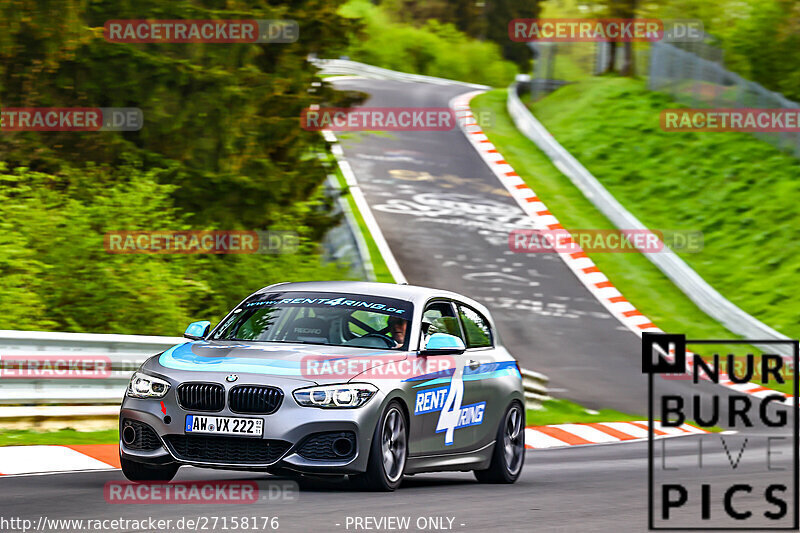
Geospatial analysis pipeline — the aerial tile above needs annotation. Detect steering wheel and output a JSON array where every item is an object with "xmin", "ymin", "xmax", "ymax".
[{"xmin": 360, "ymin": 333, "xmax": 396, "ymax": 348}]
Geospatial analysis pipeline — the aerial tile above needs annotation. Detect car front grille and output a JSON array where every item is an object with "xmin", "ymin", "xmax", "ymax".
[
  {"xmin": 122, "ymin": 419, "xmax": 162, "ymax": 451},
  {"xmin": 164, "ymin": 435, "xmax": 291, "ymax": 465},
  {"xmin": 297, "ymin": 431, "xmax": 357, "ymax": 461},
  {"xmin": 228, "ymin": 385, "xmax": 283, "ymax": 414},
  {"xmin": 177, "ymin": 383, "xmax": 225, "ymax": 412}
]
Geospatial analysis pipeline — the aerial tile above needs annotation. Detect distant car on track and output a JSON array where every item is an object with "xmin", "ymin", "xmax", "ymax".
[{"xmin": 119, "ymin": 281, "xmax": 525, "ymax": 490}]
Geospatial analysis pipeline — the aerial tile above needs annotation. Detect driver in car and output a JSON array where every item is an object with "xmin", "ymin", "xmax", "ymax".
[{"xmin": 387, "ymin": 315, "xmax": 408, "ymax": 348}]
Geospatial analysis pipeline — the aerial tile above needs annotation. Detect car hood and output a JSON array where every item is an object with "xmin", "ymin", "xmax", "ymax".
[{"xmin": 153, "ymin": 340, "xmax": 408, "ymax": 384}]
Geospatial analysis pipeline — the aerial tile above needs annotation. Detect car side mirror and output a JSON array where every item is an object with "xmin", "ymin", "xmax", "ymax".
[
  {"xmin": 420, "ymin": 333, "xmax": 465, "ymax": 355},
  {"xmin": 184, "ymin": 321, "xmax": 211, "ymax": 340}
]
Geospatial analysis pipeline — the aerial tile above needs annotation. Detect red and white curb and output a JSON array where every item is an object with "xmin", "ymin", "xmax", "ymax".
[
  {"xmin": 0, "ymin": 444, "xmax": 119, "ymax": 476},
  {"xmin": 450, "ymin": 91, "xmax": 794, "ymax": 407},
  {"xmin": 525, "ymin": 421, "xmax": 707, "ymax": 449}
]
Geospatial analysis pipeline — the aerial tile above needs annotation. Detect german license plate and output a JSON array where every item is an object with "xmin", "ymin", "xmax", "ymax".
[{"xmin": 185, "ymin": 414, "xmax": 263, "ymax": 436}]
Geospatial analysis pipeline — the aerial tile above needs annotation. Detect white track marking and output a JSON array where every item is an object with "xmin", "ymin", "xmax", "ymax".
[
  {"xmin": 596, "ymin": 422, "xmax": 649, "ymax": 439},
  {"xmin": 550, "ymin": 424, "xmax": 621, "ymax": 443},
  {"xmin": 324, "ymin": 131, "xmax": 407, "ymax": 284},
  {"xmin": 0, "ymin": 446, "xmax": 114, "ymax": 475},
  {"xmin": 524, "ymin": 428, "xmax": 573, "ymax": 448}
]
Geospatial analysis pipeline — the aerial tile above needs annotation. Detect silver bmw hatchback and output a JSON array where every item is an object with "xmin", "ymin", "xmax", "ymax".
[{"xmin": 119, "ymin": 281, "xmax": 525, "ymax": 491}]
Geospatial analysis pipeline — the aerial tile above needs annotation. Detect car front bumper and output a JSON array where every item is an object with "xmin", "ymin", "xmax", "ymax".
[{"xmin": 119, "ymin": 384, "xmax": 384, "ymax": 475}]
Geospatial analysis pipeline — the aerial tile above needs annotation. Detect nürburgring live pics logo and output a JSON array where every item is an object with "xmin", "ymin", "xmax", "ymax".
[{"xmin": 643, "ymin": 333, "xmax": 799, "ymax": 530}]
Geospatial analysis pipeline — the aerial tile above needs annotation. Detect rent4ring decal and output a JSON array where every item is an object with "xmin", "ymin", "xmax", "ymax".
[
  {"xmin": 241, "ymin": 291, "xmax": 412, "ymax": 316},
  {"xmin": 414, "ymin": 362, "xmax": 486, "ymax": 446},
  {"xmin": 415, "ymin": 386, "xmax": 450, "ymax": 415}
]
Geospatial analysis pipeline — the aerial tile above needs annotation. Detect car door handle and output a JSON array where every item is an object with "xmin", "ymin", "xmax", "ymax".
[{"xmin": 467, "ymin": 359, "xmax": 481, "ymax": 370}]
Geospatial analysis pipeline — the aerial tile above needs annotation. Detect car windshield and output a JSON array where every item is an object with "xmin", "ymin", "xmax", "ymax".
[{"xmin": 210, "ymin": 291, "xmax": 414, "ymax": 350}]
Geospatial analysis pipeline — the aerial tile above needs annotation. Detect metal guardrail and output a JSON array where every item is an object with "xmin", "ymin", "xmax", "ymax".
[
  {"xmin": 506, "ymin": 83, "xmax": 794, "ymax": 357},
  {"xmin": 0, "ymin": 330, "xmax": 549, "ymax": 415},
  {"xmin": 0, "ymin": 330, "xmax": 185, "ymax": 355},
  {"xmin": 521, "ymin": 368, "xmax": 550, "ymax": 410},
  {"xmin": 0, "ymin": 330, "xmax": 183, "ymax": 406},
  {"xmin": 322, "ymin": 174, "xmax": 375, "ymax": 281}
]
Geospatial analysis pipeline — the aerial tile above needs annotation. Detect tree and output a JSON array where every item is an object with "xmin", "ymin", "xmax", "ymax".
[
  {"xmin": 0, "ymin": 0, "xmax": 356, "ymax": 231},
  {"xmin": 597, "ymin": 0, "xmax": 637, "ymax": 76},
  {"xmin": 485, "ymin": 0, "xmax": 542, "ymax": 70},
  {"xmin": 0, "ymin": 0, "xmax": 357, "ymax": 333},
  {"xmin": 378, "ymin": 0, "xmax": 540, "ymax": 71}
]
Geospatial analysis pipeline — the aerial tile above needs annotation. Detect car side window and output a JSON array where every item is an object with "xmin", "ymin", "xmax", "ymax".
[
  {"xmin": 457, "ymin": 304, "xmax": 492, "ymax": 348},
  {"xmin": 421, "ymin": 301, "xmax": 463, "ymax": 344}
]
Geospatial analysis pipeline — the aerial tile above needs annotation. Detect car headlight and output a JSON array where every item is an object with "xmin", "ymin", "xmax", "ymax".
[
  {"xmin": 293, "ymin": 383, "xmax": 377, "ymax": 408},
  {"xmin": 127, "ymin": 371, "xmax": 171, "ymax": 399}
]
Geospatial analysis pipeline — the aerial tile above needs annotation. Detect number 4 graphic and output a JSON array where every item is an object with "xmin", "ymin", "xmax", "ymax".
[{"xmin": 436, "ymin": 360, "xmax": 464, "ymax": 445}]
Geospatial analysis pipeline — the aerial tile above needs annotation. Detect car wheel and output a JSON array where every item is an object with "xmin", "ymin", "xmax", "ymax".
[
  {"xmin": 474, "ymin": 401, "xmax": 525, "ymax": 484},
  {"xmin": 120, "ymin": 457, "xmax": 179, "ymax": 483},
  {"xmin": 352, "ymin": 400, "xmax": 407, "ymax": 491}
]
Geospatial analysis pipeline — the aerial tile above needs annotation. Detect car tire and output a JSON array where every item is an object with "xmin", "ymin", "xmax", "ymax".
[
  {"xmin": 474, "ymin": 401, "xmax": 525, "ymax": 484},
  {"xmin": 351, "ymin": 400, "xmax": 407, "ymax": 491},
  {"xmin": 120, "ymin": 457, "xmax": 179, "ymax": 483}
]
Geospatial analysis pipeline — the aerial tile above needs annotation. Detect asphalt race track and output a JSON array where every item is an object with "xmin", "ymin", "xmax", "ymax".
[
  {"xmin": 0, "ymin": 77, "xmax": 795, "ymax": 533},
  {"xmin": 332, "ymin": 78, "xmax": 659, "ymax": 412},
  {"xmin": 2, "ymin": 435, "xmax": 794, "ymax": 532},
  {"xmin": 329, "ymin": 77, "xmax": 753, "ymax": 420}
]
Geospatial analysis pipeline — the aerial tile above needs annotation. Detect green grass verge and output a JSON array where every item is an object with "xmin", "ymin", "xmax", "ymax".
[
  {"xmin": 527, "ymin": 398, "xmax": 642, "ymax": 426},
  {"xmin": 527, "ymin": 77, "xmax": 800, "ymax": 340},
  {"xmin": 0, "ymin": 428, "xmax": 118, "ymax": 446},
  {"xmin": 472, "ymin": 85, "xmax": 796, "ymax": 398},
  {"xmin": 471, "ymin": 89, "xmax": 735, "ymax": 341}
]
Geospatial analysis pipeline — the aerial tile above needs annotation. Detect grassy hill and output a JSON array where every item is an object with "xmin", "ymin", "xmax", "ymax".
[{"xmin": 529, "ymin": 77, "xmax": 800, "ymax": 340}]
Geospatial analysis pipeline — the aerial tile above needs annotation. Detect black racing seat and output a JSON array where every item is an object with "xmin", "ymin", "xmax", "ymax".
[{"xmin": 285, "ymin": 317, "xmax": 329, "ymax": 344}]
